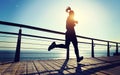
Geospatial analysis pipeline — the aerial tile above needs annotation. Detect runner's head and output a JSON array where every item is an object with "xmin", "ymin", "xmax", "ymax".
[{"xmin": 66, "ymin": 6, "xmax": 74, "ymax": 17}]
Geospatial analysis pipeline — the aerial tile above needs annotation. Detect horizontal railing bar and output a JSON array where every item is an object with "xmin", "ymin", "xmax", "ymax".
[
  {"xmin": 21, "ymin": 37, "xmax": 52, "ymax": 42},
  {"xmin": 22, "ymin": 33, "xmax": 65, "ymax": 41},
  {"xmin": 0, "ymin": 41, "xmax": 16, "ymax": 43},
  {"xmin": 0, "ymin": 21, "xmax": 65, "ymax": 35},
  {"xmin": 0, "ymin": 31, "xmax": 65, "ymax": 41},
  {"xmin": 0, "ymin": 21, "xmax": 120, "ymax": 44},
  {"xmin": 77, "ymin": 35, "xmax": 118, "ymax": 43},
  {"xmin": 0, "ymin": 46, "xmax": 15, "ymax": 48},
  {"xmin": 0, "ymin": 31, "xmax": 18, "ymax": 35},
  {"xmin": 78, "ymin": 41, "xmax": 91, "ymax": 44},
  {"xmin": 0, "ymin": 41, "xmax": 49, "ymax": 46},
  {"xmin": 0, "ymin": 47, "xmax": 47, "ymax": 50},
  {"xmin": 0, "ymin": 31, "xmax": 119, "ymax": 47},
  {"xmin": 21, "ymin": 42, "xmax": 48, "ymax": 46},
  {"xmin": 0, "ymin": 35, "xmax": 17, "ymax": 38}
]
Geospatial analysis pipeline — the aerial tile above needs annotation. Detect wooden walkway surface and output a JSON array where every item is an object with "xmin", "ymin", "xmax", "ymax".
[{"xmin": 0, "ymin": 56, "xmax": 120, "ymax": 75}]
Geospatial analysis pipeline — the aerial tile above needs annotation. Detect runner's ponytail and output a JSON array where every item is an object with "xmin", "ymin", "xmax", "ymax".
[{"xmin": 66, "ymin": 6, "xmax": 71, "ymax": 13}]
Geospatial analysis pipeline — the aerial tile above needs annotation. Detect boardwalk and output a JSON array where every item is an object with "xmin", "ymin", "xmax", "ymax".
[{"xmin": 0, "ymin": 56, "xmax": 120, "ymax": 75}]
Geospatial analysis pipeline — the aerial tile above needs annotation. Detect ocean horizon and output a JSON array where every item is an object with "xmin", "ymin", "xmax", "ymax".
[{"xmin": 0, "ymin": 49, "xmax": 115, "ymax": 62}]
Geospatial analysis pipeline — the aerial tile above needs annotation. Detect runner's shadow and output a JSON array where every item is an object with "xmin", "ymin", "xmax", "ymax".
[
  {"xmin": 75, "ymin": 63, "xmax": 85, "ymax": 75},
  {"xmin": 58, "ymin": 59, "xmax": 84, "ymax": 75},
  {"xmin": 58, "ymin": 59, "xmax": 69, "ymax": 74}
]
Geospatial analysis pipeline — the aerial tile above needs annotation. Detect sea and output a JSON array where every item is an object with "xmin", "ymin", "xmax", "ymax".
[{"xmin": 0, "ymin": 49, "xmax": 115, "ymax": 62}]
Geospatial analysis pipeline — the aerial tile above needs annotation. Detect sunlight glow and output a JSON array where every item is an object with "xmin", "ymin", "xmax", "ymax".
[
  {"xmin": 72, "ymin": 2, "xmax": 110, "ymax": 38},
  {"xmin": 15, "ymin": 0, "xmax": 119, "ymax": 41}
]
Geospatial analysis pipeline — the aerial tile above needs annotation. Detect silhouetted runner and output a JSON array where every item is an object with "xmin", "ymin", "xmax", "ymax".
[{"xmin": 48, "ymin": 7, "xmax": 83, "ymax": 62}]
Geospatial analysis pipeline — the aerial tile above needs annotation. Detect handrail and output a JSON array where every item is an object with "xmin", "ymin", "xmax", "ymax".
[
  {"xmin": 0, "ymin": 21, "xmax": 65, "ymax": 35},
  {"xmin": 0, "ymin": 20, "xmax": 119, "ymax": 44}
]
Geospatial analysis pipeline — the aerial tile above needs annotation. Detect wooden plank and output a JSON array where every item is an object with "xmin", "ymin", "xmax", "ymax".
[
  {"xmin": 15, "ymin": 61, "xmax": 27, "ymax": 75},
  {"xmin": 2, "ymin": 62, "xmax": 20, "ymax": 75},
  {"xmin": 39, "ymin": 60, "xmax": 51, "ymax": 75},
  {"xmin": 46, "ymin": 60, "xmax": 61, "ymax": 70},
  {"xmin": 0, "ymin": 63, "xmax": 12, "ymax": 74},
  {"xmin": 66, "ymin": 59, "xmax": 84, "ymax": 74},
  {"xmin": 55, "ymin": 59, "xmax": 74, "ymax": 74},
  {"xmin": 43, "ymin": 60, "xmax": 58, "ymax": 74},
  {"xmin": 26, "ymin": 61, "xmax": 38, "ymax": 75},
  {"xmin": 33, "ymin": 60, "xmax": 48, "ymax": 75},
  {"xmin": 44, "ymin": 60, "xmax": 59, "ymax": 74},
  {"xmin": 44, "ymin": 59, "xmax": 68, "ymax": 74},
  {"xmin": 40, "ymin": 61, "xmax": 56, "ymax": 74}
]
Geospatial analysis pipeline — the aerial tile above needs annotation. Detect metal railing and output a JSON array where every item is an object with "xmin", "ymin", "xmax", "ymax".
[{"xmin": 0, "ymin": 21, "xmax": 119, "ymax": 62}]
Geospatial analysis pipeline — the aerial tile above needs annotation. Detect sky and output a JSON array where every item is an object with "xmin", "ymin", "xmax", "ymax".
[{"xmin": 0, "ymin": 0, "xmax": 120, "ymax": 42}]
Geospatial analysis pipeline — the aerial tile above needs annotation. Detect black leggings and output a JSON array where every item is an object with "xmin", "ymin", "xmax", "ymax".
[{"xmin": 55, "ymin": 32, "xmax": 80, "ymax": 59}]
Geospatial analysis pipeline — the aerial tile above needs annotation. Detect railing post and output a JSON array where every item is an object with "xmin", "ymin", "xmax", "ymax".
[
  {"xmin": 91, "ymin": 39, "xmax": 94, "ymax": 57},
  {"xmin": 116, "ymin": 43, "xmax": 118, "ymax": 54},
  {"xmin": 114, "ymin": 43, "xmax": 119, "ymax": 56},
  {"xmin": 107, "ymin": 42, "xmax": 110, "ymax": 57},
  {"xmin": 14, "ymin": 28, "xmax": 22, "ymax": 62}
]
